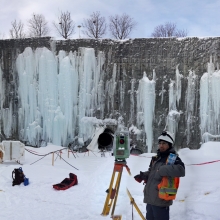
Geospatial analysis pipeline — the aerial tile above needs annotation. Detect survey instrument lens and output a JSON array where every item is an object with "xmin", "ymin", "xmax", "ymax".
[{"xmin": 119, "ymin": 139, "xmax": 124, "ymax": 144}]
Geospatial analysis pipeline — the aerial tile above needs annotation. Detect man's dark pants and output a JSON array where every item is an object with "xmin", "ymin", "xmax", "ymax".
[{"xmin": 146, "ymin": 204, "xmax": 169, "ymax": 220}]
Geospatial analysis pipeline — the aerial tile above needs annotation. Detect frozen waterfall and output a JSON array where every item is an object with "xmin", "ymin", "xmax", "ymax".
[
  {"xmin": 185, "ymin": 70, "xmax": 198, "ymax": 144},
  {"xmin": 200, "ymin": 57, "xmax": 220, "ymax": 138},
  {"xmin": 137, "ymin": 71, "xmax": 156, "ymax": 152},
  {"xmin": 0, "ymin": 45, "xmax": 217, "ymax": 152},
  {"xmin": 166, "ymin": 65, "xmax": 182, "ymax": 141},
  {"xmin": 16, "ymin": 47, "xmax": 105, "ymax": 147}
]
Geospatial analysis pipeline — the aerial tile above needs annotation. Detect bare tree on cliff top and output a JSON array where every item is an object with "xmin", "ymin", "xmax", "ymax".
[
  {"xmin": 109, "ymin": 14, "xmax": 137, "ymax": 39},
  {"xmin": 151, "ymin": 22, "xmax": 187, "ymax": 37},
  {"xmin": 28, "ymin": 13, "xmax": 49, "ymax": 37},
  {"xmin": 9, "ymin": 20, "xmax": 25, "ymax": 39},
  {"xmin": 53, "ymin": 11, "xmax": 75, "ymax": 39},
  {"xmin": 82, "ymin": 11, "xmax": 107, "ymax": 39}
]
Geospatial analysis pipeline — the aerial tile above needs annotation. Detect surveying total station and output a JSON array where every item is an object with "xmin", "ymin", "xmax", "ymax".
[
  {"xmin": 113, "ymin": 129, "xmax": 130, "ymax": 162},
  {"xmin": 101, "ymin": 128, "xmax": 131, "ymax": 218}
]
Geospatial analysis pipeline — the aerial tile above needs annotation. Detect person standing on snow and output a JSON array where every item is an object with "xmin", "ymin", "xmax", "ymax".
[{"xmin": 134, "ymin": 131, "xmax": 185, "ymax": 220}]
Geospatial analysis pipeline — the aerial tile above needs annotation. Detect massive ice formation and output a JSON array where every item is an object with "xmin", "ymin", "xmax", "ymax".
[
  {"xmin": 0, "ymin": 45, "xmax": 217, "ymax": 151},
  {"xmin": 200, "ymin": 57, "xmax": 220, "ymax": 139},
  {"xmin": 137, "ymin": 71, "xmax": 156, "ymax": 152},
  {"xmin": 166, "ymin": 65, "xmax": 182, "ymax": 140},
  {"xmin": 16, "ymin": 47, "xmax": 105, "ymax": 147},
  {"xmin": 185, "ymin": 70, "xmax": 198, "ymax": 144}
]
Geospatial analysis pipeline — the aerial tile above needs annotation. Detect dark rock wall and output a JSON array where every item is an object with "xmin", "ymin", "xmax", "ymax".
[{"xmin": 0, "ymin": 37, "xmax": 219, "ymax": 151}]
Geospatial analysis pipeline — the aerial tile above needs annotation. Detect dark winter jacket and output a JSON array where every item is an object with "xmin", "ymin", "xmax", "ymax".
[{"xmin": 142, "ymin": 147, "xmax": 185, "ymax": 207}]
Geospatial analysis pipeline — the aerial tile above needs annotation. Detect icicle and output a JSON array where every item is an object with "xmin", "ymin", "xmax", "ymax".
[
  {"xmin": 166, "ymin": 65, "xmax": 182, "ymax": 139},
  {"xmin": 129, "ymin": 78, "xmax": 136, "ymax": 124},
  {"xmin": 185, "ymin": 70, "xmax": 198, "ymax": 144},
  {"xmin": 169, "ymin": 80, "xmax": 176, "ymax": 111},
  {"xmin": 166, "ymin": 110, "xmax": 180, "ymax": 137},
  {"xmin": 78, "ymin": 48, "xmax": 105, "ymax": 144},
  {"xmin": 0, "ymin": 66, "xmax": 5, "ymax": 134},
  {"xmin": 159, "ymin": 81, "xmax": 166, "ymax": 104},
  {"xmin": 175, "ymin": 64, "xmax": 182, "ymax": 106},
  {"xmin": 137, "ymin": 71, "xmax": 156, "ymax": 152},
  {"xmin": 16, "ymin": 46, "xmax": 106, "ymax": 147},
  {"xmin": 200, "ymin": 56, "xmax": 220, "ymax": 137},
  {"xmin": 2, "ymin": 103, "xmax": 13, "ymax": 138}
]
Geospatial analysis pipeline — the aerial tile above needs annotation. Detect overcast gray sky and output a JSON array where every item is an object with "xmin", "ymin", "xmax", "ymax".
[{"xmin": 1, "ymin": 0, "xmax": 220, "ymax": 39}]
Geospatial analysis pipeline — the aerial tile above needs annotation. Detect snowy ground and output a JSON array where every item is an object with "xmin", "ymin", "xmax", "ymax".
[{"xmin": 0, "ymin": 142, "xmax": 220, "ymax": 220}]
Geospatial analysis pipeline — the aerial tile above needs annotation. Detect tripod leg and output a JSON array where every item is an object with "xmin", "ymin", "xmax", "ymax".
[
  {"xmin": 101, "ymin": 169, "xmax": 116, "ymax": 215},
  {"xmin": 101, "ymin": 164, "xmax": 124, "ymax": 216},
  {"xmin": 111, "ymin": 170, "xmax": 122, "ymax": 217},
  {"xmin": 127, "ymin": 188, "xmax": 146, "ymax": 220}
]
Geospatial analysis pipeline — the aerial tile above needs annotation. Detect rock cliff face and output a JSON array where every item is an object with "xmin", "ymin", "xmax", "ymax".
[{"xmin": 0, "ymin": 37, "xmax": 220, "ymax": 152}]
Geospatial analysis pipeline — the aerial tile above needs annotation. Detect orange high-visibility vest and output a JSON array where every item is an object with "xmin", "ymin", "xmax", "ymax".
[
  {"xmin": 158, "ymin": 176, "xmax": 179, "ymax": 200},
  {"xmin": 157, "ymin": 154, "xmax": 180, "ymax": 201}
]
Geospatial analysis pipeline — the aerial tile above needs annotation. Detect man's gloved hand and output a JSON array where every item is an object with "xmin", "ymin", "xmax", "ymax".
[
  {"xmin": 134, "ymin": 174, "xmax": 142, "ymax": 183},
  {"xmin": 140, "ymin": 171, "xmax": 145, "ymax": 179},
  {"xmin": 134, "ymin": 171, "xmax": 145, "ymax": 183}
]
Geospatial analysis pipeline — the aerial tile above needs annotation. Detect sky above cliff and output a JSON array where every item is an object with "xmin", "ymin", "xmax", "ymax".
[{"xmin": 0, "ymin": 0, "xmax": 220, "ymax": 39}]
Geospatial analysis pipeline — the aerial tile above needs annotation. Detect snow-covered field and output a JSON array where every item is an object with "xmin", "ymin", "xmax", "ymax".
[{"xmin": 0, "ymin": 142, "xmax": 220, "ymax": 220}]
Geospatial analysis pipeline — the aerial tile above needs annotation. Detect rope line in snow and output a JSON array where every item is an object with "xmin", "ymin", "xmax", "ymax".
[
  {"xmin": 130, "ymin": 154, "xmax": 153, "ymax": 158},
  {"xmin": 25, "ymin": 148, "xmax": 67, "ymax": 157},
  {"xmin": 25, "ymin": 147, "xmax": 79, "ymax": 170},
  {"xmin": 55, "ymin": 152, "xmax": 79, "ymax": 170},
  {"xmin": 131, "ymin": 154, "xmax": 220, "ymax": 166},
  {"xmin": 186, "ymin": 160, "xmax": 220, "ymax": 166},
  {"xmin": 30, "ymin": 155, "xmax": 48, "ymax": 165}
]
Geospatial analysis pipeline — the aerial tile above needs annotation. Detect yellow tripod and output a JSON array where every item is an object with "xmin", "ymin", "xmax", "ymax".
[{"xmin": 101, "ymin": 161, "xmax": 131, "ymax": 218}]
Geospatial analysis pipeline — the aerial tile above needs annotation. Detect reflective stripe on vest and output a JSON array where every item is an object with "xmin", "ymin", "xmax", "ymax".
[{"xmin": 159, "ymin": 187, "xmax": 178, "ymax": 194}]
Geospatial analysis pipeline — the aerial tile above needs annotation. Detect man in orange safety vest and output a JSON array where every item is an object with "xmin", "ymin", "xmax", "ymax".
[{"xmin": 134, "ymin": 131, "xmax": 185, "ymax": 220}]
